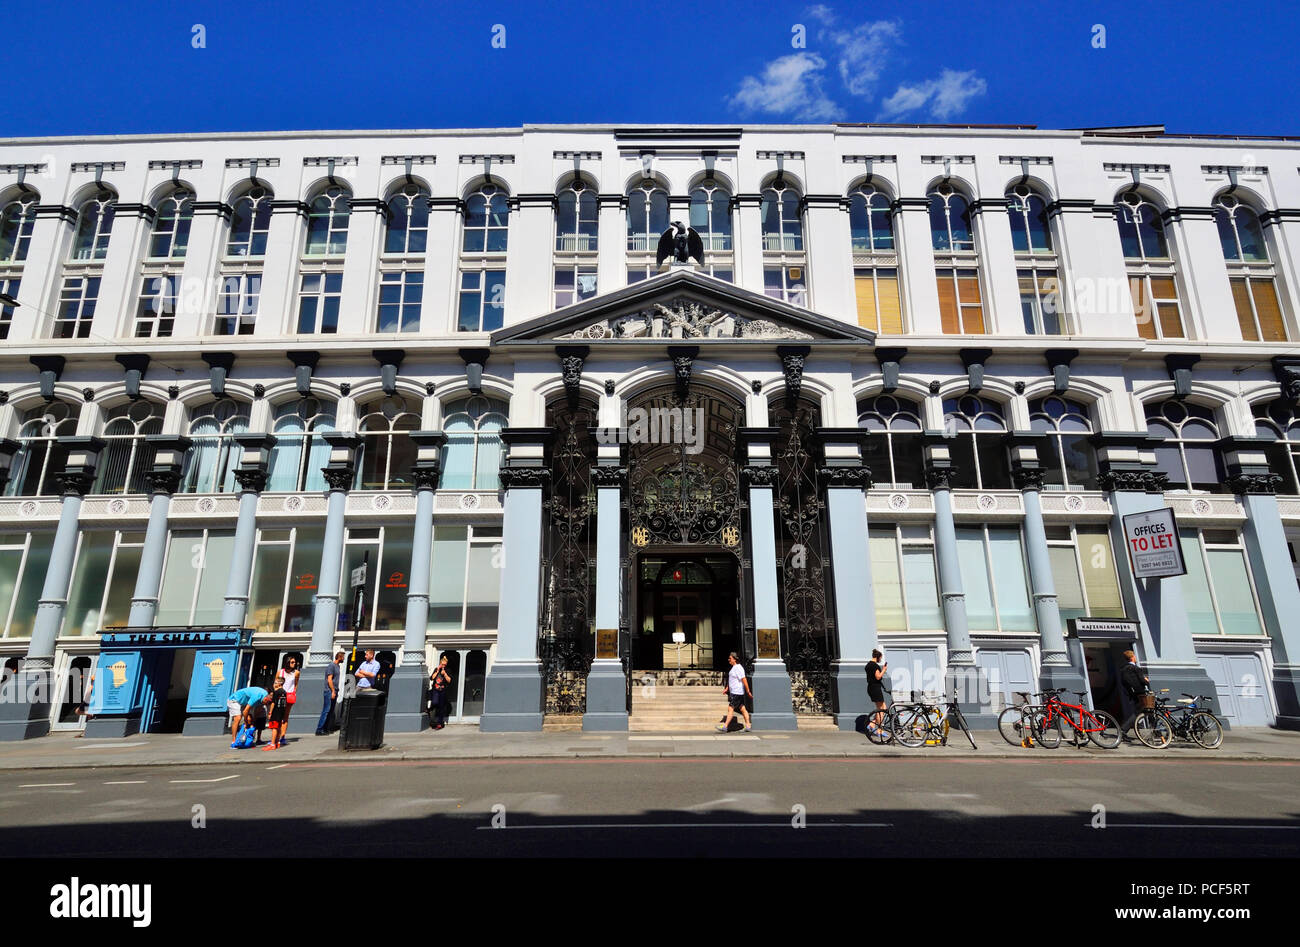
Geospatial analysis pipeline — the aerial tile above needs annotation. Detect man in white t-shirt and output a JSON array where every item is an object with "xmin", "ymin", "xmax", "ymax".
[{"xmin": 716, "ymin": 651, "xmax": 753, "ymax": 732}]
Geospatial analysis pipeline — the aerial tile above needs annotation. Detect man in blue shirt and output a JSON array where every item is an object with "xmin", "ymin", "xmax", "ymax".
[
  {"xmin": 355, "ymin": 650, "xmax": 381, "ymax": 690},
  {"xmin": 228, "ymin": 686, "xmax": 270, "ymax": 747}
]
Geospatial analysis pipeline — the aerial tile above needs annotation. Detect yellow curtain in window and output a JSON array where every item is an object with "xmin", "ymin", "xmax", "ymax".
[
  {"xmin": 855, "ymin": 274, "xmax": 879, "ymax": 331},
  {"xmin": 1250, "ymin": 279, "xmax": 1287, "ymax": 342},
  {"xmin": 936, "ymin": 272, "xmax": 960, "ymax": 334},
  {"xmin": 1150, "ymin": 277, "xmax": 1183, "ymax": 338},
  {"xmin": 957, "ymin": 271, "xmax": 984, "ymax": 334},
  {"xmin": 1078, "ymin": 527, "xmax": 1124, "ymax": 616},
  {"xmin": 877, "ymin": 271, "xmax": 902, "ymax": 334},
  {"xmin": 1231, "ymin": 278, "xmax": 1258, "ymax": 340},
  {"xmin": 1131, "ymin": 277, "xmax": 1156, "ymax": 340}
]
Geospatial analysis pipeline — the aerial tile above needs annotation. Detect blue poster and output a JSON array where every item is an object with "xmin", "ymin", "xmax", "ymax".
[
  {"xmin": 187, "ymin": 650, "xmax": 238, "ymax": 712},
  {"xmin": 92, "ymin": 652, "xmax": 141, "ymax": 714}
]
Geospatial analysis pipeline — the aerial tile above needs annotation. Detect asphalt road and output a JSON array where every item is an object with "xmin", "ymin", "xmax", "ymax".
[{"xmin": 2, "ymin": 756, "xmax": 1296, "ymax": 858}]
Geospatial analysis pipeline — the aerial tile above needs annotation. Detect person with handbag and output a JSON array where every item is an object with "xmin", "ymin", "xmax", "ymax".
[
  {"xmin": 1118, "ymin": 649, "xmax": 1150, "ymax": 744},
  {"xmin": 274, "ymin": 656, "xmax": 302, "ymax": 745},
  {"xmin": 428, "ymin": 654, "xmax": 452, "ymax": 730}
]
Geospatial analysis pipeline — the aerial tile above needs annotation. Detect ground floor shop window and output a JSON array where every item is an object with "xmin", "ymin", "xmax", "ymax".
[
  {"xmin": 0, "ymin": 531, "xmax": 54, "ymax": 638},
  {"xmin": 431, "ymin": 647, "xmax": 489, "ymax": 719},
  {"xmin": 1045, "ymin": 524, "xmax": 1124, "ymax": 629},
  {"xmin": 156, "ymin": 529, "xmax": 236, "ymax": 626},
  {"xmin": 338, "ymin": 525, "xmax": 413, "ymax": 633},
  {"xmin": 868, "ymin": 524, "xmax": 942, "ymax": 632},
  {"xmin": 1180, "ymin": 529, "xmax": 1265, "ymax": 635},
  {"xmin": 247, "ymin": 526, "xmax": 327, "ymax": 635},
  {"xmin": 429, "ymin": 524, "xmax": 502, "ymax": 634},
  {"xmin": 63, "ymin": 530, "xmax": 145, "ymax": 635},
  {"xmin": 956, "ymin": 526, "xmax": 1035, "ymax": 632}
]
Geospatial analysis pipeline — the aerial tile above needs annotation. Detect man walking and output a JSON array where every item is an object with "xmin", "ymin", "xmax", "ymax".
[
  {"xmin": 316, "ymin": 651, "xmax": 344, "ymax": 735},
  {"xmin": 716, "ymin": 652, "xmax": 752, "ymax": 732},
  {"xmin": 1118, "ymin": 649, "xmax": 1150, "ymax": 743}
]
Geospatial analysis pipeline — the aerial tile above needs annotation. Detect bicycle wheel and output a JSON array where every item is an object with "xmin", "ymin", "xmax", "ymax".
[
  {"xmin": 1032, "ymin": 711, "xmax": 1062, "ymax": 749},
  {"xmin": 865, "ymin": 707, "xmax": 895, "ymax": 745},
  {"xmin": 1062, "ymin": 716, "xmax": 1089, "ymax": 748},
  {"xmin": 1189, "ymin": 711, "xmax": 1224, "ymax": 749},
  {"xmin": 998, "ymin": 706, "xmax": 1028, "ymax": 746},
  {"xmin": 892, "ymin": 707, "xmax": 929, "ymax": 748},
  {"xmin": 1134, "ymin": 710, "xmax": 1172, "ymax": 748},
  {"xmin": 1086, "ymin": 710, "xmax": 1122, "ymax": 749}
]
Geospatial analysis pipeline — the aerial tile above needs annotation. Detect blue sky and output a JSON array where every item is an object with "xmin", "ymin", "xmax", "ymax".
[{"xmin": 3, "ymin": 0, "xmax": 1297, "ymax": 138}]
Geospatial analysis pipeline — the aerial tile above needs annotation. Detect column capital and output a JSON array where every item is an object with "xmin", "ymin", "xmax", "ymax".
[
  {"xmin": 233, "ymin": 467, "xmax": 268, "ymax": 493},
  {"xmin": 53, "ymin": 436, "xmax": 105, "ymax": 497},
  {"xmin": 589, "ymin": 465, "xmax": 627, "ymax": 488},
  {"xmin": 498, "ymin": 466, "xmax": 551, "ymax": 490},
  {"xmin": 741, "ymin": 464, "xmax": 780, "ymax": 487},
  {"xmin": 1227, "ymin": 472, "xmax": 1282, "ymax": 496},
  {"xmin": 1096, "ymin": 469, "xmax": 1160, "ymax": 493},
  {"xmin": 817, "ymin": 466, "xmax": 871, "ymax": 490},
  {"xmin": 924, "ymin": 462, "xmax": 956, "ymax": 491},
  {"xmin": 1011, "ymin": 466, "xmax": 1047, "ymax": 491}
]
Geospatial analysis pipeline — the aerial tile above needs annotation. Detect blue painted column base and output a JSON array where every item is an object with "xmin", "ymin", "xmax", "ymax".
[
  {"xmin": 480, "ymin": 661, "xmax": 544, "ymax": 732},
  {"xmin": 83, "ymin": 714, "xmax": 141, "ymax": 739},
  {"xmin": 1271, "ymin": 667, "xmax": 1300, "ymax": 730},
  {"xmin": 830, "ymin": 660, "xmax": 875, "ymax": 732},
  {"xmin": 947, "ymin": 664, "xmax": 998, "ymax": 729},
  {"xmin": 181, "ymin": 715, "xmax": 227, "ymax": 737},
  {"xmin": 1038, "ymin": 663, "xmax": 1090, "ymax": 698},
  {"xmin": 385, "ymin": 665, "xmax": 431, "ymax": 733},
  {"xmin": 751, "ymin": 659, "xmax": 797, "ymax": 730},
  {"xmin": 582, "ymin": 659, "xmax": 628, "ymax": 731}
]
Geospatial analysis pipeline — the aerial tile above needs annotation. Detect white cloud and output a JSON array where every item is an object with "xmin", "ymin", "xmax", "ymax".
[
  {"xmin": 807, "ymin": 4, "xmax": 836, "ymax": 25},
  {"xmin": 879, "ymin": 69, "xmax": 987, "ymax": 121},
  {"xmin": 823, "ymin": 18, "xmax": 903, "ymax": 98},
  {"xmin": 727, "ymin": 53, "xmax": 844, "ymax": 122}
]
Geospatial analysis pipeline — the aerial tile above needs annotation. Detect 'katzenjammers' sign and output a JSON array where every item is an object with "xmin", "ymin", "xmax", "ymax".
[{"xmin": 1121, "ymin": 507, "xmax": 1187, "ymax": 579}]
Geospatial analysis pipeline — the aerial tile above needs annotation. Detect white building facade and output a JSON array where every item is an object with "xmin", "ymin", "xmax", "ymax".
[{"xmin": 0, "ymin": 123, "xmax": 1297, "ymax": 739}]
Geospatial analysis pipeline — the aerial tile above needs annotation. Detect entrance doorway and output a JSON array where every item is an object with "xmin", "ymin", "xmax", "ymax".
[{"xmin": 634, "ymin": 556, "xmax": 739, "ymax": 671}]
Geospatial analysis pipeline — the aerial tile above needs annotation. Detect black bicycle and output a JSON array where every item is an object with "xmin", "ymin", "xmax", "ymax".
[
  {"xmin": 1134, "ymin": 690, "xmax": 1224, "ymax": 749},
  {"xmin": 893, "ymin": 693, "xmax": 978, "ymax": 749}
]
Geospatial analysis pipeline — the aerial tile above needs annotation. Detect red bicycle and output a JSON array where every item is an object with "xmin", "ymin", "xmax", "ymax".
[{"xmin": 1034, "ymin": 687, "xmax": 1122, "ymax": 749}]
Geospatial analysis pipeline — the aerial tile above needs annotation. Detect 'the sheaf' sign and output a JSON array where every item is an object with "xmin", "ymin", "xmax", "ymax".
[{"xmin": 1121, "ymin": 507, "xmax": 1187, "ymax": 579}]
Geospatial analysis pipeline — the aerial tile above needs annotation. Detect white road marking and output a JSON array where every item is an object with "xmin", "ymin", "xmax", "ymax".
[
  {"xmin": 103, "ymin": 780, "xmax": 147, "ymax": 785},
  {"xmin": 168, "ymin": 774, "xmax": 240, "ymax": 784},
  {"xmin": 74, "ymin": 742, "xmax": 149, "ymax": 749},
  {"xmin": 266, "ymin": 764, "xmax": 290, "ymax": 770},
  {"xmin": 19, "ymin": 782, "xmax": 74, "ymax": 788}
]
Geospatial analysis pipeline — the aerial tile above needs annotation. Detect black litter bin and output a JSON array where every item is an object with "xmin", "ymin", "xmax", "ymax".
[{"xmin": 338, "ymin": 688, "xmax": 388, "ymax": 750}]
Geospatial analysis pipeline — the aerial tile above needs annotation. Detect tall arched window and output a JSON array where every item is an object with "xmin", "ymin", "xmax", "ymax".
[
  {"xmin": 441, "ymin": 397, "xmax": 507, "ymax": 490},
  {"xmin": 626, "ymin": 179, "xmax": 669, "ymax": 253},
  {"xmin": 71, "ymin": 190, "xmax": 117, "ymax": 261},
  {"xmin": 4, "ymin": 403, "xmax": 76, "ymax": 497},
  {"xmin": 148, "ymin": 189, "xmax": 194, "ymax": 259},
  {"xmin": 181, "ymin": 400, "xmax": 250, "ymax": 494},
  {"xmin": 554, "ymin": 177, "xmax": 599, "ymax": 304},
  {"xmin": 384, "ymin": 184, "xmax": 431, "ymax": 255},
  {"xmin": 1029, "ymin": 397, "xmax": 1097, "ymax": 490},
  {"xmin": 1145, "ymin": 401, "xmax": 1226, "ymax": 493},
  {"xmin": 929, "ymin": 184, "xmax": 984, "ymax": 334},
  {"xmin": 304, "ymin": 186, "xmax": 351, "ymax": 256},
  {"xmin": 1008, "ymin": 185, "xmax": 1063, "ymax": 335},
  {"xmin": 462, "ymin": 184, "xmax": 509, "ymax": 253},
  {"xmin": 690, "ymin": 179, "xmax": 732, "ymax": 252},
  {"xmin": 1215, "ymin": 195, "xmax": 1286, "ymax": 341},
  {"xmin": 227, "ymin": 186, "xmax": 273, "ymax": 257},
  {"xmin": 761, "ymin": 179, "xmax": 806, "ymax": 304},
  {"xmin": 858, "ymin": 395, "xmax": 924, "ymax": 488},
  {"xmin": 0, "ymin": 192, "xmax": 37, "ymax": 263},
  {"xmin": 355, "ymin": 396, "xmax": 420, "ymax": 490},
  {"xmin": 267, "ymin": 399, "xmax": 337, "ymax": 493},
  {"xmin": 850, "ymin": 183, "xmax": 900, "ymax": 332},
  {"xmin": 1116, "ymin": 192, "xmax": 1184, "ymax": 339},
  {"xmin": 96, "ymin": 402, "xmax": 165, "ymax": 495},
  {"xmin": 943, "ymin": 396, "xmax": 1009, "ymax": 489},
  {"xmin": 1252, "ymin": 399, "xmax": 1300, "ymax": 494}
]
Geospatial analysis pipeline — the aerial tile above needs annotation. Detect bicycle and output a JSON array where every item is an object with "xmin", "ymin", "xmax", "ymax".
[
  {"xmin": 893, "ymin": 693, "xmax": 978, "ymax": 749},
  {"xmin": 1035, "ymin": 687, "xmax": 1121, "ymax": 749},
  {"xmin": 998, "ymin": 691, "xmax": 1046, "ymax": 747},
  {"xmin": 1134, "ymin": 690, "xmax": 1224, "ymax": 749},
  {"xmin": 864, "ymin": 688, "xmax": 900, "ymax": 746}
]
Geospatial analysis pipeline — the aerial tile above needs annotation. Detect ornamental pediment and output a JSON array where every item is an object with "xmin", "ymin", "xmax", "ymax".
[{"xmin": 491, "ymin": 268, "xmax": 875, "ymax": 347}]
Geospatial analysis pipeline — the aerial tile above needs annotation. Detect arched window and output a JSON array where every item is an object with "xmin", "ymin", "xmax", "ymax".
[
  {"xmin": 227, "ymin": 186, "xmax": 273, "ymax": 257},
  {"xmin": 1215, "ymin": 195, "xmax": 1286, "ymax": 341},
  {"xmin": 384, "ymin": 184, "xmax": 431, "ymax": 255},
  {"xmin": 761, "ymin": 182, "xmax": 803, "ymax": 252},
  {"xmin": 71, "ymin": 190, "xmax": 116, "ymax": 261},
  {"xmin": 462, "ymin": 184, "xmax": 509, "ymax": 253},
  {"xmin": 850, "ymin": 183, "xmax": 900, "ymax": 333},
  {"xmin": 1008, "ymin": 185, "xmax": 1063, "ymax": 335},
  {"xmin": 96, "ymin": 402, "xmax": 165, "ymax": 495},
  {"xmin": 355, "ymin": 396, "xmax": 421, "ymax": 490},
  {"xmin": 148, "ymin": 189, "xmax": 194, "ymax": 259},
  {"xmin": 181, "ymin": 400, "xmax": 250, "ymax": 494},
  {"xmin": 690, "ymin": 179, "xmax": 733, "ymax": 252},
  {"xmin": 929, "ymin": 185, "xmax": 984, "ymax": 334},
  {"xmin": 858, "ymin": 395, "xmax": 924, "ymax": 488},
  {"xmin": 626, "ymin": 179, "xmax": 669, "ymax": 254},
  {"xmin": 4, "ymin": 403, "xmax": 76, "ymax": 497},
  {"xmin": 304, "ymin": 186, "xmax": 351, "ymax": 256},
  {"xmin": 267, "ymin": 399, "xmax": 337, "ymax": 493},
  {"xmin": 0, "ymin": 192, "xmax": 37, "ymax": 263},
  {"xmin": 556, "ymin": 178, "xmax": 598, "ymax": 252},
  {"xmin": 1116, "ymin": 192, "xmax": 1184, "ymax": 339},
  {"xmin": 943, "ymin": 395, "xmax": 1009, "ymax": 489},
  {"xmin": 1029, "ymin": 397, "xmax": 1097, "ymax": 490},
  {"xmin": 1252, "ymin": 399, "xmax": 1300, "ymax": 494},
  {"xmin": 440, "ymin": 397, "xmax": 507, "ymax": 490},
  {"xmin": 1145, "ymin": 401, "xmax": 1225, "ymax": 493}
]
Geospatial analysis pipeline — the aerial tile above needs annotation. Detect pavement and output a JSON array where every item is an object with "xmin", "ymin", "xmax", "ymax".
[{"xmin": 1, "ymin": 722, "xmax": 1297, "ymax": 770}]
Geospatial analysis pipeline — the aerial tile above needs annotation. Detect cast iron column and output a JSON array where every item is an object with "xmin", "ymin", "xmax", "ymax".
[{"xmin": 306, "ymin": 433, "xmax": 360, "ymax": 670}]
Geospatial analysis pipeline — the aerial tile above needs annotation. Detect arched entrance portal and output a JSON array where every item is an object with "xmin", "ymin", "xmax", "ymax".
[{"xmin": 625, "ymin": 386, "xmax": 747, "ymax": 674}]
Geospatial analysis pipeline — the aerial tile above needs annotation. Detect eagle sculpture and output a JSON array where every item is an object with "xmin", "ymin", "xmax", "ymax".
[{"xmin": 656, "ymin": 221, "xmax": 705, "ymax": 267}]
